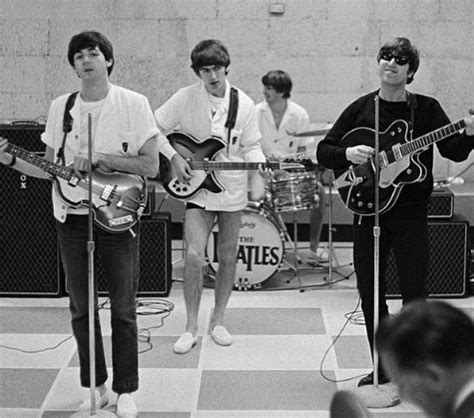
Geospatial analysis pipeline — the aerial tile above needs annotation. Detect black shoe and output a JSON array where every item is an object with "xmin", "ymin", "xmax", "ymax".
[{"xmin": 358, "ymin": 370, "xmax": 391, "ymax": 387}]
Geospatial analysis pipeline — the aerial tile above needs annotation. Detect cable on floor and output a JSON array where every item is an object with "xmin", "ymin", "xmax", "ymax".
[{"xmin": 319, "ymin": 296, "xmax": 368, "ymax": 383}]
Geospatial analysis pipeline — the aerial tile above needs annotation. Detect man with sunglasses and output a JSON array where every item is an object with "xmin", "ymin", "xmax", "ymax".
[{"xmin": 317, "ymin": 37, "xmax": 474, "ymax": 387}]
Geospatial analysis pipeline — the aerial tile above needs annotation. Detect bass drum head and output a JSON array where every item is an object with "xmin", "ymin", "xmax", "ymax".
[{"xmin": 206, "ymin": 208, "xmax": 284, "ymax": 290}]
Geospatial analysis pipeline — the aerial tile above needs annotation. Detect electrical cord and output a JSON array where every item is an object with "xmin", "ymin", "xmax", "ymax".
[
  {"xmin": 319, "ymin": 296, "xmax": 368, "ymax": 383},
  {"xmin": 0, "ymin": 298, "xmax": 174, "ymax": 355}
]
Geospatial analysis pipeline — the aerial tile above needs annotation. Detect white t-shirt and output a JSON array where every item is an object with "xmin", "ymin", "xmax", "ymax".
[{"xmin": 42, "ymin": 83, "xmax": 159, "ymax": 221}]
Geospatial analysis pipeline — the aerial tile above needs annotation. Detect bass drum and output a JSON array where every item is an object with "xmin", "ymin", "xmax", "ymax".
[{"xmin": 206, "ymin": 206, "xmax": 285, "ymax": 290}]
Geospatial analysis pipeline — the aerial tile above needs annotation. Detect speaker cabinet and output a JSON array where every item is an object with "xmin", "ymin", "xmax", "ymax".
[
  {"xmin": 95, "ymin": 213, "xmax": 172, "ymax": 297},
  {"xmin": 0, "ymin": 123, "xmax": 62, "ymax": 296},
  {"xmin": 427, "ymin": 188, "xmax": 454, "ymax": 218},
  {"xmin": 385, "ymin": 215, "xmax": 470, "ymax": 298}
]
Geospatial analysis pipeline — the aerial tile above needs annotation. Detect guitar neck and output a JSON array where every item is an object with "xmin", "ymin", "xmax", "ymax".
[
  {"xmin": 5, "ymin": 143, "xmax": 75, "ymax": 181},
  {"xmin": 188, "ymin": 161, "xmax": 279, "ymax": 170},
  {"xmin": 399, "ymin": 119, "xmax": 466, "ymax": 157}
]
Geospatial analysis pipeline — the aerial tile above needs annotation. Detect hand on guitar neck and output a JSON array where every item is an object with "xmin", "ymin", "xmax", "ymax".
[{"xmin": 0, "ymin": 137, "xmax": 16, "ymax": 166}]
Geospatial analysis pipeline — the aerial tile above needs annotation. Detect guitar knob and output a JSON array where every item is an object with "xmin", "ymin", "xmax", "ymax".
[
  {"xmin": 406, "ymin": 168, "xmax": 412, "ymax": 174},
  {"xmin": 367, "ymin": 203, "xmax": 373, "ymax": 208},
  {"xmin": 358, "ymin": 201, "xmax": 363, "ymax": 207}
]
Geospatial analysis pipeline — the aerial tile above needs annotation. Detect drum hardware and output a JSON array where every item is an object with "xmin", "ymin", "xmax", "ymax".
[
  {"xmin": 298, "ymin": 177, "xmax": 354, "ymax": 292},
  {"xmin": 268, "ymin": 170, "xmax": 322, "ymax": 286},
  {"xmin": 287, "ymin": 128, "xmax": 331, "ymax": 137},
  {"xmin": 286, "ymin": 124, "xmax": 333, "ymax": 138}
]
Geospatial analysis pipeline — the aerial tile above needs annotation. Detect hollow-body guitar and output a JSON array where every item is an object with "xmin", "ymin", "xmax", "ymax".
[{"xmin": 333, "ymin": 118, "xmax": 467, "ymax": 215}]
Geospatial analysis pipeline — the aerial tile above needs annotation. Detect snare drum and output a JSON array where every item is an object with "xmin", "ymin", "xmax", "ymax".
[
  {"xmin": 270, "ymin": 171, "xmax": 320, "ymax": 212},
  {"xmin": 206, "ymin": 206, "xmax": 285, "ymax": 290}
]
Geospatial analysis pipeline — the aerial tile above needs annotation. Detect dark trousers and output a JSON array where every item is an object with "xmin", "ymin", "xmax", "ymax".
[
  {"xmin": 57, "ymin": 215, "xmax": 140, "ymax": 394},
  {"xmin": 353, "ymin": 210, "xmax": 429, "ymax": 360}
]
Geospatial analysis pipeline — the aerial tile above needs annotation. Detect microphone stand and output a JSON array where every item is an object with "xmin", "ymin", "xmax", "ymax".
[
  {"xmin": 86, "ymin": 113, "xmax": 97, "ymax": 415},
  {"xmin": 73, "ymin": 114, "xmax": 113, "ymax": 417},
  {"xmin": 355, "ymin": 94, "xmax": 400, "ymax": 408}
]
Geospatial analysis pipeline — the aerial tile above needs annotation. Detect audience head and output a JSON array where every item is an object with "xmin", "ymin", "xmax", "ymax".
[{"xmin": 376, "ymin": 300, "xmax": 474, "ymax": 416}]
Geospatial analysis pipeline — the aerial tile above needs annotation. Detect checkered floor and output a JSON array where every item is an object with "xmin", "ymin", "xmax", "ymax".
[{"xmin": 1, "ymin": 241, "xmax": 472, "ymax": 417}]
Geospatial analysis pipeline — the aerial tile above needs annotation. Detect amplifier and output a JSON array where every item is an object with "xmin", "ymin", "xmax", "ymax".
[
  {"xmin": 96, "ymin": 213, "xmax": 172, "ymax": 297},
  {"xmin": 0, "ymin": 123, "xmax": 62, "ymax": 297},
  {"xmin": 385, "ymin": 215, "xmax": 470, "ymax": 298},
  {"xmin": 427, "ymin": 187, "xmax": 453, "ymax": 218}
]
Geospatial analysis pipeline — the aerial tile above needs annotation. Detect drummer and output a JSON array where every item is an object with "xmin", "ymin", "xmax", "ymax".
[{"xmin": 256, "ymin": 70, "xmax": 328, "ymax": 266}]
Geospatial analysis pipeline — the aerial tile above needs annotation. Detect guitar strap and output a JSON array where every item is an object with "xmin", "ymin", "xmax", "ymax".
[
  {"xmin": 407, "ymin": 91, "xmax": 417, "ymax": 141},
  {"xmin": 57, "ymin": 91, "xmax": 79, "ymax": 165},
  {"xmin": 225, "ymin": 87, "xmax": 239, "ymax": 154}
]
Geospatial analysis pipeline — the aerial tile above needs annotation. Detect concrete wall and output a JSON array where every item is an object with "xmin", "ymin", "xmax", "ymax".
[{"xmin": 1, "ymin": 0, "xmax": 473, "ymax": 180}]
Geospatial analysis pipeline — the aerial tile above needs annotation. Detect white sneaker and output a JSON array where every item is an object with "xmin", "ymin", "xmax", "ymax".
[
  {"xmin": 173, "ymin": 332, "xmax": 198, "ymax": 354},
  {"xmin": 210, "ymin": 325, "xmax": 233, "ymax": 346},
  {"xmin": 79, "ymin": 388, "xmax": 109, "ymax": 410},
  {"xmin": 117, "ymin": 393, "xmax": 138, "ymax": 418},
  {"xmin": 307, "ymin": 248, "xmax": 329, "ymax": 265}
]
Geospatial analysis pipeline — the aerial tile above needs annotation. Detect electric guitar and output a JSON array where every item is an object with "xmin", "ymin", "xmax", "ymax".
[
  {"xmin": 2, "ymin": 140, "xmax": 147, "ymax": 232},
  {"xmin": 333, "ymin": 118, "xmax": 467, "ymax": 215},
  {"xmin": 159, "ymin": 131, "xmax": 307, "ymax": 200}
]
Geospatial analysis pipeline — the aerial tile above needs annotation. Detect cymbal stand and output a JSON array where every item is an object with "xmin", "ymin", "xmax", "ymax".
[{"xmin": 299, "ymin": 178, "xmax": 354, "ymax": 292}]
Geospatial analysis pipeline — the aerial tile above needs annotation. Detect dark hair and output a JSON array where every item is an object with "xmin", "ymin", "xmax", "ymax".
[
  {"xmin": 67, "ymin": 31, "xmax": 114, "ymax": 75},
  {"xmin": 376, "ymin": 300, "xmax": 474, "ymax": 371},
  {"xmin": 261, "ymin": 70, "xmax": 292, "ymax": 99},
  {"xmin": 190, "ymin": 39, "xmax": 231, "ymax": 74},
  {"xmin": 377, "ymin": 37, "xmax": 419, "ymax": 84}
]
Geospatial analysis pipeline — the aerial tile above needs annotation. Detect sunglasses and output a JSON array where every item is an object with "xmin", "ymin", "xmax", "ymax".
[{"xmin": 380, "ymin": 51, "xmax": 409, "ymax": 66}]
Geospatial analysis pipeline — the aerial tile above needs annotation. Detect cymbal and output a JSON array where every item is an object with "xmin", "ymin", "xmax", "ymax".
[{"xmin": 287, "ymin": 128, "xmax": 331, "ymax": 137}]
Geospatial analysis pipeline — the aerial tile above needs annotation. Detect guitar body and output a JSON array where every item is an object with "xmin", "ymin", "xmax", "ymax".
[
  {"xmin": 54, "ymin": 169, "xmax": 147, "ymax": 233},
  {"xmin": 159, "ymin": 132, "xmax": 226, "ymax": 199},
  {"xmin": 334, "ymin": 120, "xmax": 426, "ymax": 215}
]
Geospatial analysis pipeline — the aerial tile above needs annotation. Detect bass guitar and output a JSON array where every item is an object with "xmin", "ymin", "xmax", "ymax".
[
  {"xmin": 159, "ymin": 131, "xmax": 306, "ymax": 199},
  {"xmin": 2, "ymin": 140, "xmax": 147, "ymax": 232},
  {"xmin": 333, "ymin": 118, "xmax": 467, "ymax": 215}
]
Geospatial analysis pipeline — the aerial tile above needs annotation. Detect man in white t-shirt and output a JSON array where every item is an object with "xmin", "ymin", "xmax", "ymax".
[
  {"xmin": 0, "ymin": 31, "xmax": 159, "ymax": 417},
  {"xmin": 155, "ymin": 39, "xmax": 266, "ymax": 354},
  {"xmin": 256, "ymin": 70, "xmax": 328, "ymax": 265}
]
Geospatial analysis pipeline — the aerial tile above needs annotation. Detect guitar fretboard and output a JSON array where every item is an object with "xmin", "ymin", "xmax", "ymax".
[
  {"xmin": 400, "ymin": 119, "xmax": 466, "ymax": 157},
  {"xmin": 5, "ymin": 143, "xmax": 74, "ymax": 180},
  {"xmin": 189, "ymin": 161, "xmax": 264, "ymax": 170},
  {"xmin": 187, "ymin": 161, "xmax": 303, "ymax": 171},
  {"xmin": 378, "ymin": 119, "xmax": 466, "ymax": 167}
]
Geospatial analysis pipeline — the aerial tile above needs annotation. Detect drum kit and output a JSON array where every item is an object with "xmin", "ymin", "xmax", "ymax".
[{"xmin": 206, "ymin": 139, "xmax": 349, "ymax": 291}]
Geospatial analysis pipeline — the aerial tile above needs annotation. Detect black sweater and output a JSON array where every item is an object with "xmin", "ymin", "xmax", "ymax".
[{"xmin": 317, "ymin": 90, "xmax": 474, "ymax": 212}]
